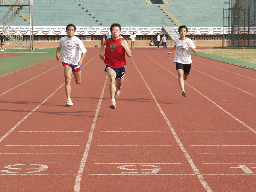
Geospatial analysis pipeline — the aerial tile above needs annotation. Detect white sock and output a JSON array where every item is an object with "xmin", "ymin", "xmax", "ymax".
[{"xmin": 111, "ymin": 99, "xmax": 115, "ymax": 103}]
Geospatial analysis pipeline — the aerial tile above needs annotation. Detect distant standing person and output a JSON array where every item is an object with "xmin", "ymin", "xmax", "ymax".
[
  {"xmin": 0, "ymin": 33, "xmax": 6, "ymax": 51},
  {"xmin": 99, "ymin": 23, "xmax": 132, "ymax": 109},
  {"xmin": 106, "ymin": 31, "xmax": 111, "ymax": 40},
  {"xmin": 162, "ymin": 34, "xmax": 167, "ymax": 49},
  {"xmin": 56, "ymin": 24, "xmax": 87, "ymax": 106},
  {"xmin": 101, "ymin": 31, "xmax": 111, "ymax": 49},
  {"xmin": 129, "ymin": 32, "xmax": 136, "ymax": 49},
  {"xmin": 166, "ymin": 25, "xmax": 197, "ymax": 97},
  {"xmin": 156, "ymin": 33, "xmax": 161, "ymax": 48}
]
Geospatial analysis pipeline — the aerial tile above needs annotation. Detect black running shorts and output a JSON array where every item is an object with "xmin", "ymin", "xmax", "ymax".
[
  {"xmin": 105, "ymin": 65, "xmax": 126, "ymax": 79},
  {"xmin": 176, "ymin": 62, "xmax": 191, "ymax": 75}
]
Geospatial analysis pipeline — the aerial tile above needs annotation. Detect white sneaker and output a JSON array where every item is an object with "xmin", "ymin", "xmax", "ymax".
[
  {"xmin": 0, "ymin": 49, "xmax": 4, "ymax": 52},
  {"xmin": 110, "ymin": 100, "xmax": 116, "ymax": 109},
  {"xmin": 115, "ymin": 90, "xmax": 121, "ymax": 98},
  {"xmin": 182, "ymin": 90, "xmax": 187, "ymax": 97},
  {"xmin": 66, "ymin": 98, "xmax": 73, "ymax": 106}
]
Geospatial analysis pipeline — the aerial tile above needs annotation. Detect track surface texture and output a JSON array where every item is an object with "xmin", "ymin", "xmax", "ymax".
[{"xmin": 0, "ymin": 48, "xmax": 255, "ymax": 192}]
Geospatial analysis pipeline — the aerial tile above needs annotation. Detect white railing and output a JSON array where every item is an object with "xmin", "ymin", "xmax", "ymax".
[
  {"xmin": 162, "ymin": 19, "xmax": 179, "ymax": 40},
  {"xmin": 0, "ymin": 0, "xmax": 30, "ymax": 5},
  {"xmin": 1, "ymin": 2, "xmax": 25, "ymax": 47}
]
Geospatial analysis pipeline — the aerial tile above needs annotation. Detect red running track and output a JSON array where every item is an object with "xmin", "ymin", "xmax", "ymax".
[{"xmin": 0, "ymin": 48, "xmax": 255, "ymax": 192}]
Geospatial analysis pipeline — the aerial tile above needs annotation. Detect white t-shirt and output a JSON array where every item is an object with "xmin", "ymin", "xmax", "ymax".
[
  {"xmin": 58, "ymin": 36, "xmax": 87, "ymax": 65},
  {"xmin": 157, "ymin": 35, "xmax": 160, "ymax": 41},
  {"xmin": 162, "ymin": 36, "xmax": 167, "ymax": 42},
  {"xmin": 130, "ymin": 34, "xmax": 136, "ymax": 41},
  {"xmin": 174, "ymin": 38, "xmax": 196, "ymax": 64}
]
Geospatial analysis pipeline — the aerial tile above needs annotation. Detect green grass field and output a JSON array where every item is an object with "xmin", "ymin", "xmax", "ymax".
[
  {"xmin": 197, "ymin": 49, "xmax": 256, "ymax": 70},
  {"xmin": 0, "ymin": 48, "xmax": 58, "ymax": 76}
]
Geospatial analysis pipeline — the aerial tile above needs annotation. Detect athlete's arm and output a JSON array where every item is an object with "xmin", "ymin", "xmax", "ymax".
[
  {"xmin": 78, "ymin": 52, "xmax": 86, "ymax": 66},
  {"xmin": 187, "ymin": 42, "xmax": 197, "ymax": 54},
  {"xmin": 56, "ymin": 47, "xmax": 61, "ymax": 61},
  {"xmin": 99, "ymin": 38, "xmax": 106, "ymax": 60},
  {"xmin": 120, "ymin": 39, "xmax": 132, "ymax": 57},
  {"xmin": 165, "ymin": 45, "xmax": 176, "ymax": 57},
  {"xmin": 191, "ymin": 47, "xmax": 197, "ymax": 54}
]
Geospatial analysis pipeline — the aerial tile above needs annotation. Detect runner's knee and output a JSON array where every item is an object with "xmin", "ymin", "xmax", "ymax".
[
  {"xmin": 65, "ymin": 77, "xmax": 71, "ymax": 84},
  {"xmin": 110, "ymin": 76, "xmax": 116, "ymax": 83}
]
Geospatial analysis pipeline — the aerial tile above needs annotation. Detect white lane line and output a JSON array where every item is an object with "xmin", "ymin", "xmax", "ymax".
[
  {"xmin": 94, "ymin": 163, "xmax": 181, "ymax": 165},
  {"xmin": 0, "ymin": 173, "xmax": 76, "ymax": 176},
  {"xmin": 203, "ymin": 174, "xmax": 256, "ymax": 176},
  {"xmin": 101, "ymin": 131, "xmax": 167, "ymax": 133},
  {"xmin": 18, "ymin": 131, "xmax": 84, "ymax": 133},
  {"xmin": 190, "ymin": 145, "xmax": 256, "ymax": 147},
  {"xmin": 132, "ymin": 58, "xmax": 213, "ymax": 192},
  {"xmin": 0, "ymin": 153, "xmax": 76, "ymax": 155},
  {"xmin": 194, "ymin": 58, "xmax": 256, "ymax": 81},
  {"xmin": 182, "ymin": 130, "xmax": 248, "ymax": 133},
  {"xmin": 88, "ymin": 173, "xmax": 196, "ymax": 176},
  {"xmin": 145, "ymin": 53, "xmax": 256, "ymax": 135},
  {"xmin": 74, "ymin": 75, "xmax": 108, "ymax": 192},
  {"xmin": 0, "ymin": 55, "xmax": 96, "ymax": 143},
  {"xmin": 98, "ymin": 145, "xmax": 172, "ymax": 147},
  {"xmin": 96, "ymin": 153, "xmax": 173, "ymax": 156},
  {"xmin": 1, "ymin": 54, "xmax": 96, "ymax": 97},
  {"xmin": 198, "ymin": 153, "xmax": 256, "ymax": 155},
  {"xmin": 1, "ymin": 54, "xmax": 96, "ymax": 96},
  {"xmin": 88, "ymin": 173, "xmax": 256, "ymax": 176},
  {"xmin": 0, "ymin": 83, "xmax": 64, "ymax": 143},
  {"xmin": 1, "ymin": 173, "xmax": 256, "ymax": 176},
  {"xmin": 0, "ymin": 58, "xmax": 55, "ymax": 78},
  {"xmin": 193, "ymin": 68, "xmax": 256, "ymax": 97},
  {"xmin": 5, "ymin": 145, "xmax": 80, "ymax": 147},
  {"xmin": 0, "ymin": 64, "xmax": 60, "ymax": 97},
  {"xmin": 203, "ymin": 163, "xmax": 256, "ymax": 165}
]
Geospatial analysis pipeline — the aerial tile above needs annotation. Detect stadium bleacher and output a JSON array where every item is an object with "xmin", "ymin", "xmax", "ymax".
[
  {"xmin": 0, "ymin": 0, "xmax": 229, "ymax": 27},
  {"xmin": 164, "ymin": 0, "xmax": 230, "ymax": 27}
]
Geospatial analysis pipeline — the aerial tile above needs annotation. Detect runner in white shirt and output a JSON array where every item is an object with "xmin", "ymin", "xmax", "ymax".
[
  {"xmin": 156, "ymin": 33, "xmax": 161, "ymax": 48},
  {"xmin": 56, "ymin": 24, "xmax": 87, "ymax": 106},
  {"xmin": 129, "ymin": 32, "xmax": 136, "ymax": 49},
  {"xmin": 166, "ymin": 25, "xmax": 197, "ymax": 97}
]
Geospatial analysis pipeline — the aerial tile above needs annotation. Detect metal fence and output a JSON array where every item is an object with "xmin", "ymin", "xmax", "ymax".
[{"xmin": 223, "ymin": 0, "xmax": 256, "ymax": 48}]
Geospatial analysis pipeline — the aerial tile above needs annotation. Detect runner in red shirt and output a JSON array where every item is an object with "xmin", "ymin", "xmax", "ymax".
[{"xmin": 99, "ymin": 23, "xmax": 132, "ymax": 109}]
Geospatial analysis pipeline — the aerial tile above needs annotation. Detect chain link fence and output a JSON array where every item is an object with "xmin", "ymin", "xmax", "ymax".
[{"xmin": 223, "ymin": 0, "xmax": 256, "ymax": 48}]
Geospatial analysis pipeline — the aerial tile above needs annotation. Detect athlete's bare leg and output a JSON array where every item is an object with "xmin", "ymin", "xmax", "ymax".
[
  {"xmin": 177, "ymin": 69, "xmax": 185, "ymax": 91},
  {"xmin": 73, "ymin": 71, "xmax": 81, "ymax": 84},
  {"xmin": 115, "ymin": 77, "xmax": 124, "ymax": 91},
  {"xmin": 64, "ymin": 65, "xmax": 73, "ymax": 98},
  {"xmin": 131, "ymin": 41, "xmax": 135, "ymax": 49},
  {"xmin": 106, "ymin": 67, "xmax": 117, "ymax": 99}
]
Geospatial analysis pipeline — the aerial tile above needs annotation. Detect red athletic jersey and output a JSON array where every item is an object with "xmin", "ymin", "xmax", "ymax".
[{"xmin": 104, "ymin": 37, "xmax": 127, "ymax": 68}]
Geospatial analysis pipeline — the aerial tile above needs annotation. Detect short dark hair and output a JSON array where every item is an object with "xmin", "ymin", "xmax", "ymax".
[
  {"xmin": 66, "ymin": 24, "xmax": 76, "ymax": 31},
  {"xmin": 178, "ymin": 25, "xmax": 188, "ymax": 32},
  {"xmin": 110, "ymin": 23, "xmax": 121, "ymax": 32}
]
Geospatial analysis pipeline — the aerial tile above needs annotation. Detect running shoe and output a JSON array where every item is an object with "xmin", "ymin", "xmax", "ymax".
[
  {"xmin": 66, "ymin": 98, "xmax": 73, "ymax": 106},
  {"xmin": 115, "ymin": 90, "xmax": 121, "ymax": 98},
  {"xmin": 110, "ymin": 100, "xmax": 116, "ymax": 109},
  {"xmin": 182, "ymin": 90, "xmax": 187, "ymax": 97}
]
